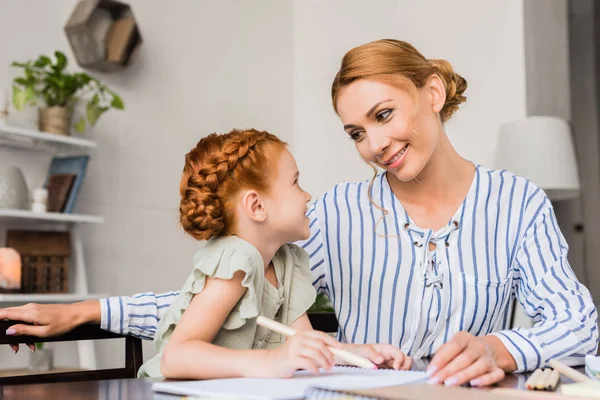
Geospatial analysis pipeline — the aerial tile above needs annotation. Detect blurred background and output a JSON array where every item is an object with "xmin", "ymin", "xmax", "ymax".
[{"xmin": 0, "ymin": 0, "xmax": 596, "ymax": 374}]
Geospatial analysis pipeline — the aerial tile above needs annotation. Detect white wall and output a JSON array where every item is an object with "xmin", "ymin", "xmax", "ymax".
[
  {"xmin": 0, "ymin": 0, "xmax": 529, "ymax": 370},
  {"xmin": 293, "ymin": 0, "xmax": 527, "ymax": 198},
  {"xmin": 0, "ymin": 0, "xmax": 293, "ymax": 369}
]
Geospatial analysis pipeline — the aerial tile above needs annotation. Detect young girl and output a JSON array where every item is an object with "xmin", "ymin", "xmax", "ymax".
[{"xmin": 137, "ymin": 129, "xmax": 410, "ymax": 379}]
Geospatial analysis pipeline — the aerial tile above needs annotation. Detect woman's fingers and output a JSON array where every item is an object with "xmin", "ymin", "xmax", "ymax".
[
  {"xmin": 428, "ymin": 331, "xmax": 471, "ymax": 376},
  {"xmin": 430, "ymin": 344, "xmax": 482, "ymax": 384},
  {"xmin": 469, "ymin": 367, "xmax": 505, "ymax": 387}
]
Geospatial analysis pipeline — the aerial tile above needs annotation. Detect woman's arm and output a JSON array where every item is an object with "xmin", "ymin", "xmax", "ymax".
[
  {"xmin": 429, "ymin": 198, "xmax": 598, "ymax": 387},
  {"xmin": 101, "ymin": 291, "xmax": 179, "ymax": 339},
  {"xmin": 0, "ymin": 290, "xmax": 180, "ymax": 342},
  {"xmin": 490, "ymin": 202, "xmax": 598, "ymax": 371}
]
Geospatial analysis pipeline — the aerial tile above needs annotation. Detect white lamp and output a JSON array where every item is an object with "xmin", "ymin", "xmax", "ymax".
[{"xmin": 494, "ymin": 116, "xmax": 580, "ymax": 201}]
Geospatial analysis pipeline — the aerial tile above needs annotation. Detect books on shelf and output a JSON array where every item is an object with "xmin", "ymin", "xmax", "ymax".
[{"xmin": 45, "ymin": 155, "xmax": 89, "ymax": 214}]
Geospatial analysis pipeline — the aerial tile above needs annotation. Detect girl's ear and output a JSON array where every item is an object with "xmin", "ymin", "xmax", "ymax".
[{"xmin": 241, "ymin": 190, "xmax": 267, "ymax": 222}]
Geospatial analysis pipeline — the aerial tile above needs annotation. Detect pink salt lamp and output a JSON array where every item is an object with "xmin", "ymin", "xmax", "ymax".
[{"xmin": 0, "ymin": 248, "xmax": 21, "ymax": 289}]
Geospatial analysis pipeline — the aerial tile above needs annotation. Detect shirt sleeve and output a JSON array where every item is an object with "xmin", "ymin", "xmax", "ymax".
[
  {"xmin": 100, "ymin": 291, "xmax": 179, "ymax": 339},
  {"xmin": 295, "ymin": 201, "xmax": 329, "ymax": 296},
  {"xmin": 491, "ymin": 198, "xmax": 598, "ymax": 372}
]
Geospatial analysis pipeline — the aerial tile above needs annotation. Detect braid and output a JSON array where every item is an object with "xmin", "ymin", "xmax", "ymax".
[{"xmin": 179, "ymin": 129, "xmax": 285, "ymax": 240}]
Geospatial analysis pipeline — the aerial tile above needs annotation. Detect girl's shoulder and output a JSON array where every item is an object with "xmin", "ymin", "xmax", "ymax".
[{"xmin": 191, "ymin": 235, "xmax": 264, "ymax": 279}]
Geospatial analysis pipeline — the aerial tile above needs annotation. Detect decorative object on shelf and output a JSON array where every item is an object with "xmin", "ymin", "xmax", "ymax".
[
  {"xmin": 0, "ymin": 248, "xmax": 21, "ymax": 292},
  {"xmin": 10, "ymin": 51, "xmax": 125, "ymax": 135},
  {"xmin": 0, "ymin": 167, "xmax": 29, "ymax": 210},
  {"xmin": 31, "ymin": 188, "xmax": 48, "ymax": 213},
  {"xmin": 29, "ymin": 343, "xmax": 53, "ymax": 372},
  {"xmin": 46, "ymin": 156, "xmax": 89, "ymax": 214},
  {"xmin": 6, "ymin": 230, "xmax": 71, "ymax": 293},
  {"xmin": 0, "ymin": 88, "xmax": 8, "ymax": 127},
  {"xmin": 64, "ymin": 0, "xmax": 142, "ymax": 72},
  {"xmin": 46, "ymin": 174, "xmax": 76, "ymax": 212}
]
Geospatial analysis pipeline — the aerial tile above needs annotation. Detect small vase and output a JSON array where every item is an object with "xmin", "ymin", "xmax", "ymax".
[
  {"xmin": 28, "ymin": 348, "xmax": 53, "ymax": 372},
  {"xmin": 0, "ymin": 167, "xmax": 29, "ymax": 209},
  {"xmin": 38, "ymin": 106, "xmax": 72, "ymax": 136}
]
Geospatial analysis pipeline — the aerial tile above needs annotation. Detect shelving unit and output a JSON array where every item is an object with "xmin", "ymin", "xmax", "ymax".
[{"xmin": 0, "ymin": 125, "xmax": 103, "ymax": 370}]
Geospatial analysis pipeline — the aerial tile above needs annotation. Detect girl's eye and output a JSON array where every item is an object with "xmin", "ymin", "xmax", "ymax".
[
  {"xmin": 350, "ymin": 131, "xmax": 364, "ymax": 141},
  {"xmin": 376, "ymin": 109, "xmax": 392, "ymax": 122}
]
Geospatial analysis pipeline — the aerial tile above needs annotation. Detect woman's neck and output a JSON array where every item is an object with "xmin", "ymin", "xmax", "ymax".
[{"xmin": 388, "ymin": 132, "xmax": 475, "ymax": 208}]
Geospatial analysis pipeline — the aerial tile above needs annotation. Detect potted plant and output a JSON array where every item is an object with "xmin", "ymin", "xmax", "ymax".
[
  {"xmin": 29, "ymin": 343, "xmax": 53, "ymax": 372},
  {"xmin": 11, "ymin": 51, "xmax": 124, "ymax": 136}
]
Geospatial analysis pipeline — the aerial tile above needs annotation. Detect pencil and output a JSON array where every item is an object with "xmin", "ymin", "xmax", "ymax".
[
  {"xmin": 525, "ymin": 368, "xmax": 543, "ymax": 390},
  {"xmin": 546, "ymin": 369, "xmax": 560, "ymax": 391},
  {"xmin": 256, "ymin": 316, "xmax": 378, "ymax": 370},
  {"xmin": 548, "ymin": 359, "xmax": 594, "ymax": 384},
  {"xmin": 536, "ymin": 368, "xmax": 552, "ymax": 390}
]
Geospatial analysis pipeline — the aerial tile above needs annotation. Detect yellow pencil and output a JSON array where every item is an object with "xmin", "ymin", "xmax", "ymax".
[{"xmin": 256, "ymin": 316, "xmax": 377, "ymax": 370}]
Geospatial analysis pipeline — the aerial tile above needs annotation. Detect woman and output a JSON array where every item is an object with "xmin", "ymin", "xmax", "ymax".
[{"xmin": 2, "ymin": 39, "xmax": 597, "ymax": 387}]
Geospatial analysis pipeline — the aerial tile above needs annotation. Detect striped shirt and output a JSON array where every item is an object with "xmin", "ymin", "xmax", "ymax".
[{"xmin": 101, "ymin": 165, "xmax": 598, "ymax": 372}]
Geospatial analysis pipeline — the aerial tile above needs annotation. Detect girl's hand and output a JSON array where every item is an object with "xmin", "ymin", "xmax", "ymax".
[
  {"xmin": 262, "ymin": 330, "xmax": 342, "ymax": 378},
  {"xmin": 341, "ymin": 343, "xmax": 412, "ymax": 370}
]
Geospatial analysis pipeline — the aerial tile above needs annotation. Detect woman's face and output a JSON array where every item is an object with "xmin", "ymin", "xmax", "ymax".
[{"xmin": 336, "ymin": 77, "xmax": 445, "ymax": 182}]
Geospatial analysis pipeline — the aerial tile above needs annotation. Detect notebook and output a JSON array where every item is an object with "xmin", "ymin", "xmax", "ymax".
[{"xmin": 151, "ymin": 367, "xmax": 427, "ymax": 400}]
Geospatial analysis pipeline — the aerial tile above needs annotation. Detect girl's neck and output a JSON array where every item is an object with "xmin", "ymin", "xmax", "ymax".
[{"xmin": 235, "ymin": 230, "xmax": 282, "ymax": 272}]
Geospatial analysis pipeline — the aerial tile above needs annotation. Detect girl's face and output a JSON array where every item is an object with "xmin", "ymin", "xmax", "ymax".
[
  {"xmin": 335, "ymin": 77, "xmax": 445, "ymax": 182},
  {"xmin": 263, "ymin": 148, "xmax": 312, "ymax": 243}
]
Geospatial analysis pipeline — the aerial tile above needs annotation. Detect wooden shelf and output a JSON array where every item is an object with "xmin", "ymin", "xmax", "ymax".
[
  {"xmin": 0, "ymin": 209, "xmax": 103, "ymax": 224},
  {"xmin": 0, "ymin": 293, "xmax": 106, "ymax": 303},
  {"xmin": 0, "ymin": 125, "xmax": 97, "ymax": 152}
]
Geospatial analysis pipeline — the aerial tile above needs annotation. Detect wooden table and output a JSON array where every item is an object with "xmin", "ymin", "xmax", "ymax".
[{"xmin": 0, "ymin": 368, "xmax": 583, "ymax": 400}]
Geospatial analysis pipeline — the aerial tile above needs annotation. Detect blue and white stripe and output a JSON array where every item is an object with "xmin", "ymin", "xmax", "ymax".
[
  {"xmin": 298, "ymin": 165, "xmax": 597, "ymax": 372},
  {"xmin": 100, "ymin": 165, "xmax": 598, "ymax": 373}
]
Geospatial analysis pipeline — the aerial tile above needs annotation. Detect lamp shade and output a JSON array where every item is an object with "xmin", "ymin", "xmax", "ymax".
[{"xmin": 494, "ymin": 116, "xmax": 580, "ymax": 201}]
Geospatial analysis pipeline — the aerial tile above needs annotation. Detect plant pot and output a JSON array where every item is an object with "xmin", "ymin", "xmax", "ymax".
[
  {"xmin": 38, "ymin": 106, "xmax": 72, "ymax": 136},
  {"xmin": 28, "ymin": 348, "xmax": 53, "ymax": 372}
]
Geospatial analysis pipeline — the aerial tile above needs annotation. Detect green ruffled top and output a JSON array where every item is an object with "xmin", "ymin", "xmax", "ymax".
[{"xmin": 137, "ymin": 235, "xmax": 317, "ymax": 378}]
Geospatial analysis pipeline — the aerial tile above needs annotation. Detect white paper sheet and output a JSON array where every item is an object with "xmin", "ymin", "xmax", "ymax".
[{"xmin": 152, "ymin": 367, "xmax": 427, "ymax": 400}]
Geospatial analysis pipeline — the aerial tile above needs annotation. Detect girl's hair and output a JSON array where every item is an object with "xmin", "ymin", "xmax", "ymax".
[
  {"xmin": 331, "ymin": 39, "xmax": 467, "ymax": 124},
  {"xmin": 179, "ymin": 129, "xmax": 286, "ymax": 240}
]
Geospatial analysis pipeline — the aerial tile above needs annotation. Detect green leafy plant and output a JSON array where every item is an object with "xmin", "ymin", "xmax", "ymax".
[
  {"xmin": 11, "ymin": 51, "xmax": 124, "ymax": 133},
  {"xmin": 308, "ymin": 293, "xmax": 334, "ymax": 313},
  {"xmin": 35, "ymin": 343, "xmax": 44, "ymax": 350}
]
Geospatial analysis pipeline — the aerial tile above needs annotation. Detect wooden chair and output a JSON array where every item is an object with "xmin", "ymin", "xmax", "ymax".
[
  {"xmin": 308, "ymin": 312, "xmax": 338, "ymax": 333},
  {"xmin": 0, "ymin": 320, "xmax": 143, "ymax": 385}
]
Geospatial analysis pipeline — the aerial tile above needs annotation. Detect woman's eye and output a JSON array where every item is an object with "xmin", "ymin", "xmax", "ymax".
[
  {"xmin": 350, "ymin": 131, "xmax": 364, "ymax": 141},
  {"xmin": 376, "ymin": 109, "xmax": 392, "ymax": 122}
]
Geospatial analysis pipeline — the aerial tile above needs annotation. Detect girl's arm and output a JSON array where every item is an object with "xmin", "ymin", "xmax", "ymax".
[
  {"xmin": 291, "ymin": 313, "xmax": 411, "ymax": 370},
  {"xmin": 161, "ymin": 270, "xmax": 260, "ymax": 379},
  {"xmin": 162, "ymin": 272, "xmax": 342, "ymax": 380}
]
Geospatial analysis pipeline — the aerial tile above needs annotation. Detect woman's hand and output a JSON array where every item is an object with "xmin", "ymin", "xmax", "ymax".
[
  {"xmin": 261, "ymin": 330, "xmax": 342, "ymax": 378},
  {"xmin": 341, "ymin": 343, "xmax": 412, "ymax": 370},
  {"xmin": 427, "ymin": 331, "xmax": 516, "ymax": 387},
  {"xmin": 0, "ymin": 301, "xmax": 101, "ymax": 353}
]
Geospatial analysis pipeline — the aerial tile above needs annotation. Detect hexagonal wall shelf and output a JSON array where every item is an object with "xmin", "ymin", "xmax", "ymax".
[{"xmin": 64, "ymin": 0, "xmax": 142, "ymax": 72}]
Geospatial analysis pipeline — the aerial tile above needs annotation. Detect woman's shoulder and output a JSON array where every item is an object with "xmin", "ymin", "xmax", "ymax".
[
  {"xmin": 313, "ymin": 175, "xmax": 381, "ymax": 207},
  {"xmin": 476, "ymin": 165, "xmax": 549, "ymax": 212}
]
